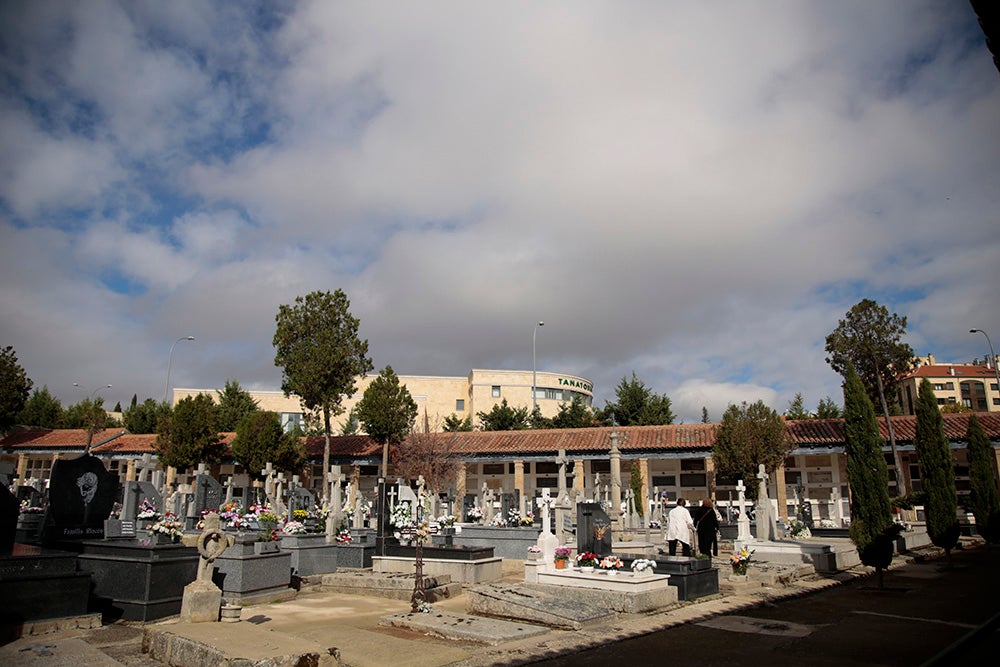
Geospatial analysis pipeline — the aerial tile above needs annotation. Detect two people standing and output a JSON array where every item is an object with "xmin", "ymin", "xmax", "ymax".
[{"xmin": 666, "ymin": 497, "xmax": 721, "ymax": 557}]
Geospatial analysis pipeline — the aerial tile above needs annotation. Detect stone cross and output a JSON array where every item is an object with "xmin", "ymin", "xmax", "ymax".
[
  {"xmin": 223, "ymin": 477, "xmax": 234, "ymax": 505},
  {"xmin": 537, "ymin": 489, "xmax": 556, "ymax": 535},
  {"xmin": 736, "ymin": 479, "xmax": 752, "ymax": 542},
  {"xmin": 137, "ymin": 453, "xmax": 156, "ymax": 483},
  {"xmin": 555, "ymin": 449, "xmax": 568, "ymax": 501},
  {"xmin": 484, "ymin": 487, "xmax": 496, "ymax": 524},
  {"xmin": 195, "ymin": 462, "xmax": 209, "ymax": 477},
  {"xmin": 593, "ymin": 473, "xmax": 601, "ymax": 502},
  {"xmin": 327, "ymin": 466, "xmax": 345, "ymax": 542},
  {"xmin": 757, "ymin": 464, "xmax": 769, "ymax": 500},
  {"xmin": 353, "ymin": 493, "xmax": 365, "ymax": 529},
  {"xmin": 274, "ymin": 472, "xmax": 287, "ymax": 514},
  {"xmin": 261, "ymin": 462, "xmax": 276, "ymax": 498}
]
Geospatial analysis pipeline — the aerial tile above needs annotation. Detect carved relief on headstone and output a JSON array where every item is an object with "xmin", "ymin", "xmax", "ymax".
[{"xmin": 180, "ymin": 512, "xmax": 235, "ymax": 623}]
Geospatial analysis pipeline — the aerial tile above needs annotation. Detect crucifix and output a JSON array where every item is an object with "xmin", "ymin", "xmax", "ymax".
[
  {"xmin": 274, "ymin": 472, "xmax": 287, "ymax": 513},
  {"xmin": 195, "ymin": 462, "xmax": 209, "ymax": 477},
  {"xmin": 537, "ymin": 488, "xmax": 556, "ymax": 535},
  {"xmin": 555, "ymin": 449, "xmax": 568, "ymax": 501},
  {"xmin": 736, "ymin": 479, "xmax": 752, "ymax": 542},
  {"xmin": 261, "ymin": 462, "xmax": 276, "ymax": 499},
  {"xmin": 129, "ymin": 482, "xmax": 145, "ymax": 521},
  {"xmin": 136, "ymin": 453, "xmax": 156, "ymax": 483},
  {"xmin": 327, "ymin": 466, "xmax": 345, "ymax": 540},
  {"xmin": 224, "ymin": 476, "xmax": 235, "ymax": 505}
]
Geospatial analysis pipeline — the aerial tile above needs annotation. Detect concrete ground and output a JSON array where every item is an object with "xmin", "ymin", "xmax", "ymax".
[{"xmin": 2, "ymin": 539, "xmax": 995, "ymax": 667}]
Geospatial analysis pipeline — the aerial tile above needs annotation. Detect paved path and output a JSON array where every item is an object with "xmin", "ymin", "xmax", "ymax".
[{"xmin": 2, "ymin": 540, "xmax": 995, "ymax": 666}]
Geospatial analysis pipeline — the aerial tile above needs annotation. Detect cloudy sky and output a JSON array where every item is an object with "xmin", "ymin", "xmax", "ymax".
[{"xmin": 1, "ymin": 1, "xmax": 998, "ymax": 423}]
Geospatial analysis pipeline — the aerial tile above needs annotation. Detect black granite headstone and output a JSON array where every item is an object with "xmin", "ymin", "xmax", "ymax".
[
  {"xmin": 121, "ymin": 481, "xmax": 162, "ymax": 523},
  {"xmin": 1, "ymin": 484, "xmax": 18, "ymax": 553},
  {"xmin": 577, "ymin": 502, "xmax": 613, "ymax": 556},
  {"xmin": 462, "ymin": 494, "xmax": 477, "ymax": 522},
  {"xmin": 193, "ymin": 473, "xmax": 223, "ymax": 516},
  {"xmin": 42, "ymin": 454, "xmax": 118, "ymax": 543},
  {"xmin": 798, "ymin": 501, "xmax": 814, "ymax": 527}
]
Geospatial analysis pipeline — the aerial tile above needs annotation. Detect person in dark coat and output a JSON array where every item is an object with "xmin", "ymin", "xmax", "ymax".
[{"xmin": 695, "ymin": 497, "xmax": 720, "ymax": 557}]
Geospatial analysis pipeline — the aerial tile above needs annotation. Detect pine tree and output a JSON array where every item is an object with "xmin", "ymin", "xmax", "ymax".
[
  {"xmin": 966, "ymin": 413, "xmax": 999, "ymax": 542},
  {"xmin": 843, "ymin": 364, "xmax": 896, "ymax": 582},
  {"xmin": 914, "ymin": 379, "xmax": 960, "ymax": 557}
]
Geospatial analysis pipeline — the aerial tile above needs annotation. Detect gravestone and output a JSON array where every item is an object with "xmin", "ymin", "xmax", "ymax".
[
  {"xmin": 500, "ymin": 492, "xmax": 516, "ymax": 524},
  {"xmin": 397, "ymin": 483, "xmax": 418, "ymax": 522},
  {"xmin": 122, "ymin": 481, "xmax": 162, "ymax": 523},
  {"xmin": 755, "ymin": 464, "xmax": 779, "ymax": 541},
  {"xmin": 42, "ymin": 454, "xmax": 118, "ymax": 543},
  {"xmin": 1, "ymin": 484, "xmax": 18, "ymax": 553},
  {"xmin": 577, "ymin": 502, "xmax": 613, "ymax": 556},
  {"xmin": 288, "ymin": 485, "xmax": 315, "ymax": 515},
  {"xmin": 462, "ymin": 494, "xmax": 477, "ymax": 522},
  {"xmin": 193, "ymin": 473, "xmax": 224, "ymax": 519}
]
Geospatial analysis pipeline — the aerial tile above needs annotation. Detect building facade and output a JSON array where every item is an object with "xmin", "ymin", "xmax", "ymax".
[
  {"xmin": 174, "ymin": 368, "xmax": 595, "ymax": 433},
  {"xmin": 898, "ymin": 354, "xmax": 1000, "ymax": 415}
]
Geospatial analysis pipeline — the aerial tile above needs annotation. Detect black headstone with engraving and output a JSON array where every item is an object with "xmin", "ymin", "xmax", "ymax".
[
  {"xmin": 42, "ymin": 454, "xmax": 118, "ymax": 543},
  {"xmin": 1, "ymin": 484, "xmax": 18, "ymax": 553},
  {"xmin": 577, "ymin": 501, "xmax": 613, "ymax": 556},
  {"xmin": 193, "ymin": 474, "xmax": 223, "ymax": 517}
]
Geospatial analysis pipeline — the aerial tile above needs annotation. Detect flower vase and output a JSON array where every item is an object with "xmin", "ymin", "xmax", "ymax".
[
  {"xmin": 606, "ymin": 569, "xmax": 618, "ymax": 576},
  {"xmin": 580, "ymin": 566, "xmax": 594, "ymax": 573},
  {"xmin": 555, "ymin": 559, "xmax": 567, "ymax": 570}
]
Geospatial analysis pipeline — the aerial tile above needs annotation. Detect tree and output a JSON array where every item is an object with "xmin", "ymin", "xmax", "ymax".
[
  {"xmin": 601, "ymin": 373, "xmax": 675, "ymax": 426},
  {"xmin": 785, "ymin": 393, "xmax": 810, "ymax": 420},
  {"xmin": 940, "ymin": 403, "xmax": 972, "ymax": 414},
  {"xmin": 273, "ymin": 289, "xmax": 373, "ymax": 496},
  {"xmin": 124, "ymin": 398, "xmax": 172, "ymax": 434},
  {"xmin": 712, "ymin": 400, "xmax": 792, "ymax": 501},
  {"xmin": 966, "ymin": 413, "xmax": 1000, "ymax": 542},
  {"xmin": 232, "ymin": 411, "xmax": 306, "ymax": 478},
  {"xmin": 529, "ymin": 406, "xmax": 553, "ymax": 430},
  {"xmin": 815, "ymin": 396, "xmax": 843, "ymax": 419},
  {"xmin": 443, "ymin": 414, "xmax": 473, "ymax": 432},
  {"xmin": 842, "ymin": 364, "xmax": 896, "ymax": 585},
  {"xmin": 629, "ymin": 462, "xmax": 645, "ymax": 517},
  {"xmin": 1, "ymin": 345, "xmax": 33, "ymax": 433},
  {"xmin": 914, "ymin": 379, "xmax": 960, "ymax": 558},
  {"xmin": 62, "ymin": 395, "xmax": 109, "ymax": 452},
  {"xmin": 355, "ymin": 365, "xmax": 418, "ymax": 476},
  {"xmin": 551, "ymin": 396, "xmax": 599, "ymax": 429},
  {"xmin": 393, "ymin": 418, "xmax": 461, "ymax": 494},
  {"xmin": 155, "ymin": 393, "xmax": 225, "ymax": 470},
  {"xmin": 825, "ymin": 299, "xmax": 914, "ymax": 492},
  {"xmin": 18, "ymin": 386, "xmax": 63, "ymax": 428},
  {"xmin": 701, "ymin": 407, "xmax": 710, "ymax": 424},
  {"xmin": 477, "ymin": 398, "xmax": 530, "ymax": 431},
  {"xmin": 340, "ymin": 407, "xmax": 360, "ymax": 436},
  {"xmin": 216, "ymin": 380, "xmax": 259, "ymax": 432}
]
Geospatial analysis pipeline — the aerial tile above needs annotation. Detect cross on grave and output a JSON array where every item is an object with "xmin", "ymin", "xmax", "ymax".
[
  {"xmin": 136, "ymin": 453, "xmax": 157, "ymax": 483},
  {"xmin": 735, "ymin": 479, "xmax": 747, "ymax": 516},
  {"xmin": 195, "ymin": 462, "xmax": 209, "ymax": 476},
  {"xmin": 756, "ymin": 464, "xmax": 769, "ymax": 500},
  {"xmin": 536, "ymin": 489, "xmax": 556, "ymax": 535},
  {"xmin": 326, "ymin": 466, "xmax": 346, "ymax": 541},
  {"xmin": 555, "ymin": 449, "xmax": 568, "ymax": 500},
  {"xmin": 223, "ymin": 476, "xmax": 235, "ymax": 505},
  {"xmin": 274, "ymin": 472, "xmax": 287, "ymax": 514},
  {"xmin": 736, "ymin": 479, "xmax": 752, "ymax": 542},
  {"xmin": 261, "ymin": 462, "xmax": 276, "ymax": 498}
]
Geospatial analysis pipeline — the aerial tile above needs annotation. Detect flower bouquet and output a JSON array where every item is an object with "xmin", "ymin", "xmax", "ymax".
[
  {"xmin": 631, "ymin": 558, "xmax": 656, "ymax": 575},
  {"xmin": 786, "ymin": 518, "xmax": 811, "ymax": 540},
  {"xmin": 730, "ymin": 547, "xmax": 755, "ymax": 575},
  {"xmin": 467, "ymin": 505, "xmax": 484, "ymax": 523},
  {"xmin": 576, "ymin": 551, "xmax": 600, "ymax": 569},
  {"xmin": 437, "ymin": 514, "xmax": 457, "ymax": 527},
  {"xmin": 150, "ymin": 512, "xmax": 184, "ymax": 542},
  {"xmin": 335, "ymin": 529, "xmax": 353, "ymax": 544},
  {"xmin": 137, "ymin": 498, "xmax": 161, "ymax": 523},
  {"xmin": 282, "ymin": 520, "xmax": 308, "ymax": 535},
  {"xmin": 599, "ymin": 555, "xmax": 623, "ymax": 574}
]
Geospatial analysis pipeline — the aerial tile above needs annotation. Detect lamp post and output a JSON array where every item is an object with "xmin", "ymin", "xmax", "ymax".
[
  {"xmin": 970, "ymin": 328, "xmax": 1000, "ymax": 412},
  {"xmin": 73, "ymin": 382, "xmax": 112, "ymax": 403},
  {"xmin": 532, "ymin": 321, "xmax": 544, "ymax": 416},
  {"xmin": 164, "ymin": 336, "xmax": 196, "ymax": 404}
]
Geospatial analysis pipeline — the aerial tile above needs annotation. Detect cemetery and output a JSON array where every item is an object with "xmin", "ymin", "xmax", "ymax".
[{"xmin": 0, "ymin": 420, "xmax": 961, "ymax": 664}]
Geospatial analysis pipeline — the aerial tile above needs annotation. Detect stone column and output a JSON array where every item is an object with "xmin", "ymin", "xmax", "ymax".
[
  {"xmin": 609, "ymin": 430, "xmax": 622, "ymax": 527},
  {"xmin": 514, "ymin": 460, "xmax": 525, "ymax": 515},
  {"xmin": 774, "ymin": 464, "xmax": 788, "ymax": 521},
  {"xmin": 166, "ymin": 465, "xmax": 177, "ymax": 489},
  {"xmin": 125, "ymin": 458, "xmax": 137, "ymax": 482},
  {"xmin": 16, "ymin": 454, "xmax": 28, "ymax": 485},
  {"xmin": 704, "ymin": 455, "xmax": 716, "ymax": 499},
  {"xmin": 574, "ymin": 459, "xmax": 586, "ymax": 497},
  {"xmin": 638, "ymin": 458, "xmax": 650, "ymax": 514},
  {"xmin": 456, "ymin": 463, "xmax": 467, "ymax": 505}
]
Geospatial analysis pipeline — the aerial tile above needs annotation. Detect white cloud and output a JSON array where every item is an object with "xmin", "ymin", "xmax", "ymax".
[{"xmin": 0, "ymin": 2, "xmax": 998, "ymax": 417}]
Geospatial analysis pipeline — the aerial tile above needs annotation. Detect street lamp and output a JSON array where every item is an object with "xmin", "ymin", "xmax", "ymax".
[
  {"xmin": 164, "ymin": 336, "xmax": 196, "ymax": 404},
  {"xmin": 532, "ymin": 321, "xmax": 544, "ymax": 416},
  {"xmin": 970, "ymin": 329, "xmax": 1000, "ymax": 411},
  {"xmin": 73, "ymin": 382, "xmax": 112, "ymax": 403}
]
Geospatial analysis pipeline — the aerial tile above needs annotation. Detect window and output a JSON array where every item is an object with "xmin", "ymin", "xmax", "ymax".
[
  {"xmin": 491, "ymin": 385, "xmax": 501, "ymax": 398},
  {"xmin": 947, "ymin": 397, "xmax": 956, "ymax": 403},
  {"xmin": 280, "ymin": 412, "xmax": 303, "ymax": 433},
  {"xmin": 993, "ymin": 398, "xmax": 999, "ymax": 406},
  {"xmin": 992, "ymin": 383, "xmax": 999, "ymax": 391},
  {"xmin": 455, "ymin": 399, "xmax": 465, "ymax": 411},
  {"xmin": 937, "ymin": 398, "xmax": 946, "ymax": 405}
]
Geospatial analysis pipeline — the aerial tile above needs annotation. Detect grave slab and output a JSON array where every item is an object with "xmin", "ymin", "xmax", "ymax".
[
  {"xmin": 381, "ymin": 610, "xmax": 550, "ymax": 645},
  {"xmin": 466, "ymin": 583, "xmax": 613, "ymax": 630}
]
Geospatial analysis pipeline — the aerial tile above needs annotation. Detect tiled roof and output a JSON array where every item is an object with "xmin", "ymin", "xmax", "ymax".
[
  {"xmin": 904, "ymin": 364, "xmax": 997, "ymax": 380},
  {"xmin": 3, "ymin": 414, "xmax": 998, "ymax": 460}
]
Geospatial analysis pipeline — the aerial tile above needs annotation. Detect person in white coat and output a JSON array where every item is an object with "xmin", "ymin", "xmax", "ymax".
[{"xmin": 666, "ymin": 497, "xmax": 695, "ymax": 556}]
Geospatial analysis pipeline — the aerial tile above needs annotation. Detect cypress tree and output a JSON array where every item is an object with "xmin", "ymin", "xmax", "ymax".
[
  {"xmin": 914, "ymin": 378, "xmax": 960, "ymax": 557},
  {"xmin": 966, "ymin": 413, "xmax": 999, "ymax": 543},
  {"xmin": 843, "ymin": 364, "xmax": 896, "ymax": 581}
]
